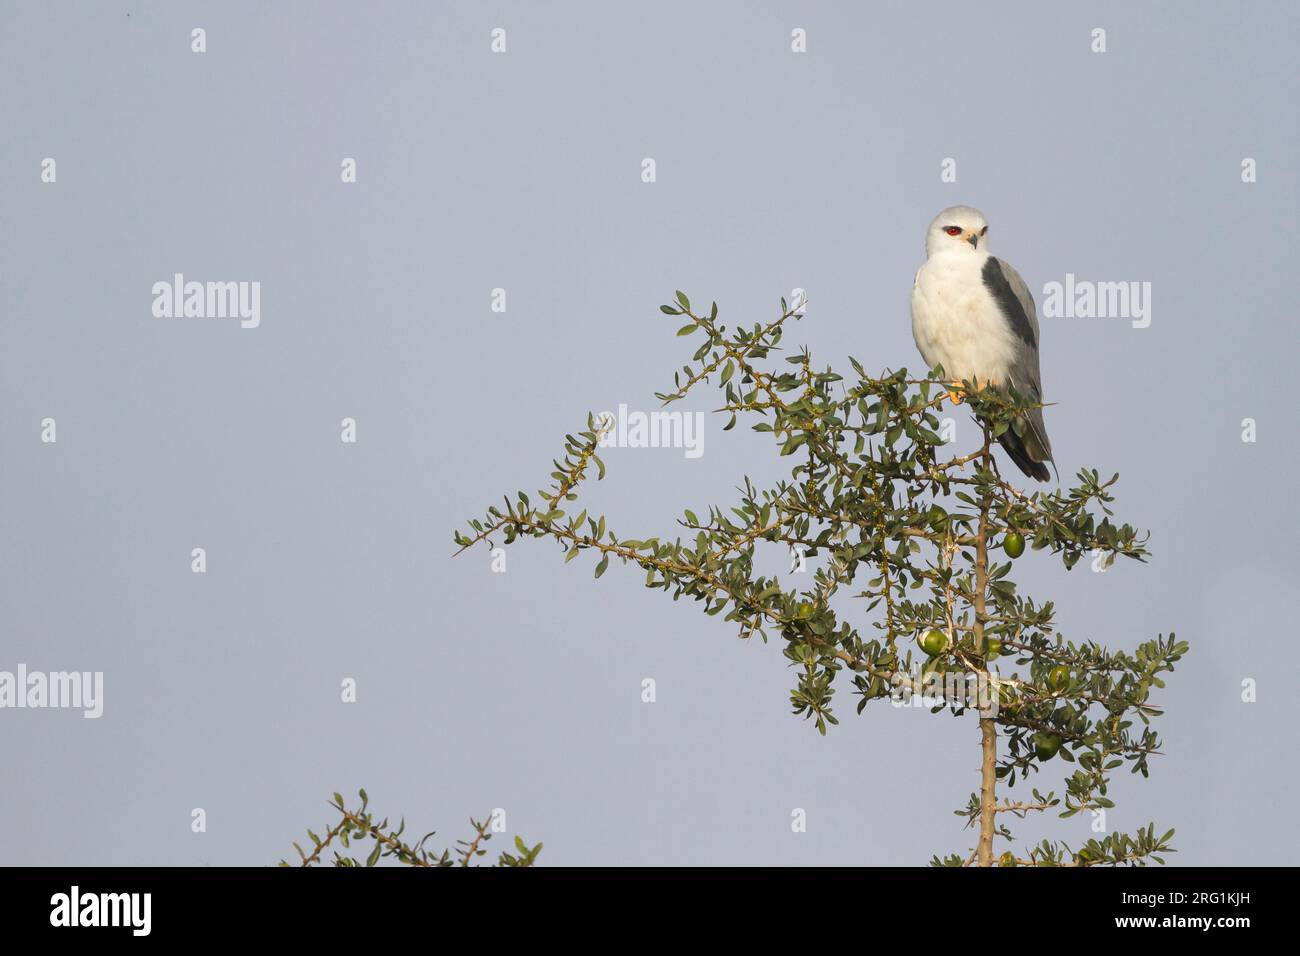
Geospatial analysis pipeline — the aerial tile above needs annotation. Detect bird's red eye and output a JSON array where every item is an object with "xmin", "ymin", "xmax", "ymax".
[{"xmin": 944, "ymin": 226, "xmax": 962, "ymax": 236}]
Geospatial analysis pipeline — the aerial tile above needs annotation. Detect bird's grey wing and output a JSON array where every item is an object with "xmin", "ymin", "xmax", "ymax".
[{"xmin": 981, "ymin": 257, "xmax": 1053, "ymax": 462}]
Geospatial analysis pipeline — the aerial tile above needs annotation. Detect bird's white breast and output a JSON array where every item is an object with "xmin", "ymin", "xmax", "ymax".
[{"xmin": 910, "ymin": 252, "xmax": 1019, "ymax": 384}]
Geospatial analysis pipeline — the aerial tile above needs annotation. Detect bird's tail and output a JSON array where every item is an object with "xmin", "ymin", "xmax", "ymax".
[{"xmin": 997, "ymin": 413, "xmax": 1053, "ymax": 483}]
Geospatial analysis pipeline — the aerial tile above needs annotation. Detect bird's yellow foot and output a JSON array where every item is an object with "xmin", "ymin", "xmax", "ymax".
[{"xmin": 949, "ymin": 377, "xmax": 1001, "ymax": 403}]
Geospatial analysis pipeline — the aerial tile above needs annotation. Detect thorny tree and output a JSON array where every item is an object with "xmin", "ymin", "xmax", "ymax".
[
  {"xmin": 283, "ymin": 790, "xmax": 542, "ymax": 867},
  {"xmin": 454, "ymin": 292, "xmax": 1187, "ymax": 867}
]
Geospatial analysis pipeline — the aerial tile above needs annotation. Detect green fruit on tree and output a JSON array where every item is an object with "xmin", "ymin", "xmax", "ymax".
[
  {"xmin": 998, "ymin": 851, "xmax": 1016, "ymax": 867},
  {"xmin": 918, "ymin": 629, "xmax": 947, "ymax": 656},
  {"xmin": 1033, "ymin": 733, "xmax": 1062, "ymax": 761},
  {"xmin": 984, "ymin": 638, "xmax": 1002, "ymax": 657},
  {"xmin": 1047, "ymin": 665, "xmax": 1070, "ymax": 691},
  {"xmin": 1002, "ymin": 532, "xmax": 1026, "ymax": 558},
  {"xmin": 927, "ymin": 505, "xmax": 947, "ymax": 532}
]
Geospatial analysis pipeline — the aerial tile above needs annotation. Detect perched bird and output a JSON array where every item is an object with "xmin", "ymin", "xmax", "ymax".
[{"xmin": 910, "ymin": 205, "xmax": 1054, "ymax": 482}]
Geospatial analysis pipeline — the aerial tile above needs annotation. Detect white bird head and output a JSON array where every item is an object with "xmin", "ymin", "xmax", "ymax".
[{"xmin": 925, "ymin": 205, "xmax": 989, "ymax": 258}]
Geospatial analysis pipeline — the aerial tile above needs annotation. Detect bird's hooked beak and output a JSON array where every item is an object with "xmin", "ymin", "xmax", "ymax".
[{"xmin": 966, "ymin": 233, "xmax": 979, "ymax": 249}]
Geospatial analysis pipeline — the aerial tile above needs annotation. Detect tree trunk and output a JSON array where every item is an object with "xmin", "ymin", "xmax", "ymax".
[{"xmin": 974, "ymin": 435, "xmax": 997, "ymax": 866}]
